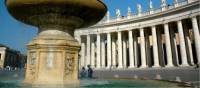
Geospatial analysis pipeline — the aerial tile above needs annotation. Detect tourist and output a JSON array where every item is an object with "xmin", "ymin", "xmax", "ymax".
[
  {"xmin": 87, "ymin": 65, "xmax": 93, "ymax": 78},
  {"xmin": 80, "ymin": 67, "xmax": 87, "ymax": 78},
  {"xmin": 195, "ymin": 64, "xmax": 199, "ymax": 68}
]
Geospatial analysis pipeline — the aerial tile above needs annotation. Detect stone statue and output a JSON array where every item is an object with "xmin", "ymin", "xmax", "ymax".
[
  {"xmin": 137, "ymin": 4, "xmax": 142, "ymax": 15},
  {"xmin": 150, "ymin": 0, "xmax": 153, "ymax": 9},
  {"xmin": 127, "ymin": 6, "xmax": 132, "ymax": 17},
  {"xmin": 106, "ymin": 11, "xmax": 110, "ymax": 21},
  {"xmin": 161, "ymin": 0, "xmax": 166, "ymax": 7},
  {"xmin": 116, "ymin": 9, "xmax": 121, "ymax": 18}
]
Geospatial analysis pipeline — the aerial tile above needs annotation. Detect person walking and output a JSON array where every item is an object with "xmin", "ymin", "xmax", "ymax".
[
  {"xmin": 87, "ymin": 65, "xmax": 93, "ymax": 78},
  {"xmin": 80, "ymin": 67, "xmax": 87, "ymax": 78}
]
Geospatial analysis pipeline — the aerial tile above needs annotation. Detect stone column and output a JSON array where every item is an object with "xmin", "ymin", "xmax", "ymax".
[
  {"xmin": 145, "ymin": 31, "xmax": 151, "ymax": 67},
  {"xmin": 123, "ymin": 33, "xmax": 127, "ymax": 68},
  {"xmin": 118, "ymin": 31, "xmax": 123, "ymax": 68},
  {"xmin": 112, "ymin": 35, "xmax": 116, "ymax": 68},
  {"xmin": 152, "ymin": 26, "xmax": 160, "ymax": 67},
  {"xmin": 134, "ymin": 33, "xmax": 139, "ymax": 67},
  {"xmin": 157, "ymin": 29, "xmax": 165, "ymax": 67},
  {"xmin": 91, "ymin": 41, "xmax": 95, "ymax": 68},
  {"xmin": 129, "ymin": 30, "xmax": 135, "ymax": 68},
  {"xmin": 169, "ymin": 28, "xmax": 180, "ymax": 66},
  {"xmin": 86, "ymin": 35, "xmax": 91, "ymax": 66},
  {"xmin": 140, "ymin": 28, "xmax": 147, "ymax": 68},
  {"xmin": 81, "ymin": 42, "xmax": 86, "ymax": 67},
  {"xmin": 96, "ymin": 34, "xmax": 101, "ymax": 68},
  {"xmin": 101, "ymin": 37, "xmax": 106, "ymax": 68},
  {"xmin": 186, "ymin": 36, "xmax": 194, "ymax": 65},
  {"xmin": 174, "ymin": 32, "xmax": 180, "ymax": 66},
  {"xmin": 177, "ymin": 20, "xmax": 189, "ymax": 66},
  {"xmin": 164, "ymin": 23, "xmax": 174, "ymax": 67},
  {"xmin": 191, "ymin": 17, "xmax": 200, "ymax": 65},
  {"xmin": 183, "ymin": 23, "xmax": 194, "ymax": 65},
  {"xmin": 107, "ymin": 33, "xmax": 112, "ymax": 68},
  {"xmin": 0, "ymin": 49, "xmax": 6, "ymax": 68}
]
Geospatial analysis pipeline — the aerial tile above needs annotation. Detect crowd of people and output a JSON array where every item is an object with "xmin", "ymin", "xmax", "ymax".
[
  {"xmin": 80, "ymin": 65, "xmax": 93, "ymax": 79},
  {"xmin": 0, "ymin": 66, "xmax": 21, "ymax": 71}
]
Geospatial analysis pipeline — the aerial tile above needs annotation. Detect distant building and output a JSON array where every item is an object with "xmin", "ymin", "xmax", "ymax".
[{"xmin": 0, "ymin": 44, "xmax": 27, "ymax": 69}]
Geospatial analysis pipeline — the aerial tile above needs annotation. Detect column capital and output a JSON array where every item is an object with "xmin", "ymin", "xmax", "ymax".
[
  {"xmin": 189, "ymin": 15, "xmax": 197, "ymax": 18},
  {"xmin": 107, "ymin": 32, "xmax": 111, "ymax": 35},
  {"xmin": 139, "ymin": 27, "xmax": 144, "ymax": 30},
  {"xmin": 151, "ymin": 25, "xmax": 156, "ymax": 28},
  {"xmin": 163, "ymin": 22, "xmax": 169, "ymax": 26},
  {"xmin": 162, "ymin": 20, "xmax": 169, "ymax": 24},
  {"xmin": 97, "ymin": 33, "xmax": 101, "ymax": 36},
  {"xmin": 87, "ymin": 34, "xmax": 91, "ymax": 36},
  {"xmin": 128, "ymin": 30, "xmax": 133, "ymax": 32}
]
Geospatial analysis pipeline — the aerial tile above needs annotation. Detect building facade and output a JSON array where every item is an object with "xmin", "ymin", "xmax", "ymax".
[
  {"xmin": 0, "ymin": 44, "xmax": 27, "ymax": 69},
  {"xmin": 75, "ymin": 0, "xmax": 200, "ymax": 69}
]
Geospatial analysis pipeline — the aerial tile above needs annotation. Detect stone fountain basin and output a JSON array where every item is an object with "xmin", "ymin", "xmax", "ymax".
[{"xmin": 6, "ymin": 0, "xmax": 107, "ymax": 28}]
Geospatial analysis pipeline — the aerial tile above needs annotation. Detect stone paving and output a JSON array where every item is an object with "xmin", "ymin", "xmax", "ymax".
[{"xmin": 93, "ymin": 67, "xmax": 200, "ymax": 83}]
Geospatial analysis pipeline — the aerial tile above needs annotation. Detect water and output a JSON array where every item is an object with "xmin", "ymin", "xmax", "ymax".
[
  {"xmin": 0, "ymin": 78, "xmax": 192, "ymax": 88},
  {"xmin": 0, "ymin": 70, "xmax": 193, "ymax": 88}
]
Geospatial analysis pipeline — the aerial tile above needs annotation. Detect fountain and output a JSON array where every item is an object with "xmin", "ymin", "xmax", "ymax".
[
  {"xmin": 2, "ymin": 0, "xmax": 197, "ymax": 88},
  {"xmin": 5, "ymin": 0, "xmax": 107, "ymax": 85}
]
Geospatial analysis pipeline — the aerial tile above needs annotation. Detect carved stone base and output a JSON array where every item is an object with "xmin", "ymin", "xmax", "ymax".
[{"xmin": 24, "ymin": 28, "xmax": 80, "ymax": 85}]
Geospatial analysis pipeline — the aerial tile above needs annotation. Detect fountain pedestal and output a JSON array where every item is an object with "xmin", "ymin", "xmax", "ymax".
[
  {"xmin": 5, "ymin": 0, "xmax": 107, "ymax": 85},
  {"xmin": 24, "ymin": 26, "xmax": 80, "ymax": 85}
]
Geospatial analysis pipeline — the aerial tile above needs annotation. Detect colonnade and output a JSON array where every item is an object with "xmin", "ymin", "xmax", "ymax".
[{"xmin": 79, "ymin": 16, "xmax": 200, "ymax": 69}]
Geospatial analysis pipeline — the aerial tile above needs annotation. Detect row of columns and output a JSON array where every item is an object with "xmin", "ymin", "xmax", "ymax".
[{"xmin": 80, "ymin": 16, "xmax": 200, "ymax": 69}]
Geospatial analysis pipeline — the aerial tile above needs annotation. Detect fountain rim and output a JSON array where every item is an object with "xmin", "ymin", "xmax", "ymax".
[
  {"xmin": 4, "ymin": 0, "xmax": 108, "ymax": 9},
  {"xmin": 4, "ymin": 0, "xmax": 108, "ymax": 28}
]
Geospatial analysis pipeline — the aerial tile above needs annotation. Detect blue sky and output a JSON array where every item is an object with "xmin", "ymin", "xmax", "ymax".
[{"xmin": 0, "ymin": 0, "xmax": 174, "ymax": 54}]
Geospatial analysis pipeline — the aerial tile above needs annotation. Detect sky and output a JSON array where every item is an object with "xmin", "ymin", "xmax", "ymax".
[{"xmin": 0, "ymin": 0, "xmax": 174, "ymax": 54}]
